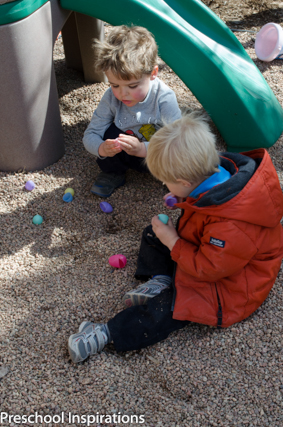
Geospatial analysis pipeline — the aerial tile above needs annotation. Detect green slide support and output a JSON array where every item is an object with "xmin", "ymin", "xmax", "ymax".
[{"xmin": 60, "ymin": 0, "xmax": 283, "ymax": 152}]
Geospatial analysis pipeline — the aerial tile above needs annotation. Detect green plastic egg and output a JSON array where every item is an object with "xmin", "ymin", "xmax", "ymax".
[
  {"xmin": 65, "ymin": 187, "xmax": 74, "ymax": 197},
  {"xmin": 158, "ymin": 214, "xmax": 169, "ymax": 224},
  {"xmin": 32, "ymin": 214, "xmax": 43, "ymax": 225}
]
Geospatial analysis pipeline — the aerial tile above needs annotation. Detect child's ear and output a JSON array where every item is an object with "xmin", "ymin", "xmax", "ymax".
[
  {"xmin": 176, "ymin": 179, "xmax": 192, "ymax": 188},
  {"xmin": 150, "ymin": 65, "xmax": 159, "ymax": 80}
]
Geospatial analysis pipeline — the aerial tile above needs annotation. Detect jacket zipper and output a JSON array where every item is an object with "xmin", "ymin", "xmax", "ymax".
[
  {"xmin": 171, "ymin": 262, "xmax": 177, "ymax": 311},
  {"xmin": 171, "ymin": 210, "xmax": 183, "ymax": 312},
  {"xmin": 215, "ymin": 284, "xmax": 223, "ymax": 329}
]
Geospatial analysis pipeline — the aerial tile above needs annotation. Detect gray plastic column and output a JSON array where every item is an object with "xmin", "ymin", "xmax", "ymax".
[
  {"xmin": 62, "ymin": 12, "xmax": 107, "ymax": 83},
  {"xmin": 0, "ymin": 0, "xmax": 106, "ymax": 172},
  {"xmin": 0, "ymin": 1, "xmax": 69, "ymax": 171}
]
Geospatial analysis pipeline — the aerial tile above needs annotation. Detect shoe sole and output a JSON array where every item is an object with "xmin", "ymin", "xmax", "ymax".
[
  {"xmin": 68, "ymin": 334, "xmax": 85, "ymax": 363},
  {"xmin": 122, "ymin": 292, "xmax": 152, "ymax": 308},
  {"xmin": 90, "ymin": 189, "xmax": 112, "ymax": 198},
  {"xmin": 91, "ymin": 180, "xmax": 125, "ymax": 198}
]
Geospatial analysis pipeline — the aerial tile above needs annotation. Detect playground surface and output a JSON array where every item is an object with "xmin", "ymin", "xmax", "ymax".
[{"xmin": 0, "ymin": 1, "xmax": 283, "ymax": 426}]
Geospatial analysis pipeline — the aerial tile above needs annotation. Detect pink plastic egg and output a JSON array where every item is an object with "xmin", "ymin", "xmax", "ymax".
[{"xmin": 108, "ymin": 254, "xmax": 127, "ymax": 268}]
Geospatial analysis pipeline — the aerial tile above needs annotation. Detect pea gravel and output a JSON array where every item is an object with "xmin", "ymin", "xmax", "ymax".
[{"xmin": 1, "ymin": 11, "xmax": 283, "ymax": 427}]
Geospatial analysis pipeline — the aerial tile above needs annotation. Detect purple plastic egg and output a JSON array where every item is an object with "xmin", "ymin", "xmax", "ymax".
[
  {"xmin": 165, "ymin": 195, "xmax": 178, "ymax": 207},
  {"xmin": 25, "ymin": 180, "xmax": 35, "ymax": 191},
  {"xmin": 100, "ymin": 202, "xmax": 113, "ymax": 213},
  {"xmin": 108, "ymin": 254, "xmax": 127, "ymax": 268}
]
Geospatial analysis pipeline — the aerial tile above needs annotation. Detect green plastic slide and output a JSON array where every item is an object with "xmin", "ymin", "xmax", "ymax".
[{"xmin": 60, "ymin": 0, "xmax": 283, "ymax": 151}]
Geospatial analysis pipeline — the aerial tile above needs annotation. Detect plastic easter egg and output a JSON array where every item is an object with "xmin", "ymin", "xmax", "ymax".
[
  {"xmin": 63, "ymin": 193, "xmax": 73, "ymax": 203},
  {"xmin": 158, "ymin": 214, "xmax": 169, "ymax": 224},
  {"xmin": 165, "ymin": 195, "xmax": 178, "ymax": 207},
  {"xmin": 64, "ymin": 188, "xmax": 74, "ymax": 197},
  {"xmin": 108, "ymin": 254, "xmax": 127, "ymax": 268},
  {"xmin": 100, "ymin": 202, "xmax": 113, "ymax": 213},
  {"xmin": 25, "ymin": 180, "xmax": 35, "ymax": 191},
  {"xmin": 32, "ymin": 214, "xmax": 43, "ymax": 225}
]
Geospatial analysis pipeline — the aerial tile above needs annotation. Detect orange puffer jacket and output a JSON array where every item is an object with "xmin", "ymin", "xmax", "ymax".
[{"xmin": 170, "ymin": 149, "xmax": 283, "ymax": 327}]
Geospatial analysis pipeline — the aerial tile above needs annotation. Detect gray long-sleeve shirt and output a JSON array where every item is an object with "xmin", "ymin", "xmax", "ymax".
[{"xmin": 83, "ymin": 77, "xmax": 181, "ymax": 157}]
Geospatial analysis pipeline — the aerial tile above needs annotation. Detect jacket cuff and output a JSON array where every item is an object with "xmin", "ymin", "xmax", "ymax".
[{"xmin": 170, "ymin": 238, "xmax": 182, "ymax": 262}]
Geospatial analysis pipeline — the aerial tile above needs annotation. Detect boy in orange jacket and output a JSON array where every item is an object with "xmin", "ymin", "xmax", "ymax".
[{"xmin": 68, "ymin": 113, "xmax": 283, "ymax": 362}]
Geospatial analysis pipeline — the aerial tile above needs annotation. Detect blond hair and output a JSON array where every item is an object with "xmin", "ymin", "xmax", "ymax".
[
  {"xmin": 146, "ymin": 113, "xmax": 220, "ymax": 184},
  {"xmin": 94, "ymin": 25, "xmax": 158, "ymax": 80}
]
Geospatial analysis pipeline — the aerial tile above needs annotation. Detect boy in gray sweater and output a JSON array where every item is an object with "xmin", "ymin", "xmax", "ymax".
[{"xmin": 83, "ymin": 25, "xmax": 181, "ymax": 197}]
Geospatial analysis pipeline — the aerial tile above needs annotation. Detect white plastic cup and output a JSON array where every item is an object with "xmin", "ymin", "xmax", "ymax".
[{"xmin": 255, "ymin": 23, "xmax": 283, "ymax": 61}]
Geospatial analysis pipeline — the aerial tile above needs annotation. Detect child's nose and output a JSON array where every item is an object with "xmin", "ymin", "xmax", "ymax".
[{"xmin": 120, "ymin": 86, "xmax": 129, "ymax": 97}]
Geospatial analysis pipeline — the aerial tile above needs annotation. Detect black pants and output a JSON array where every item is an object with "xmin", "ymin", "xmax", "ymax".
[
  {"xmin": 96, "ymin": 124, "xmax": 149, "ymax": 175},
  {"xmin": 108, "ymin": 225, "xmax": 189, "ymax": 352}
]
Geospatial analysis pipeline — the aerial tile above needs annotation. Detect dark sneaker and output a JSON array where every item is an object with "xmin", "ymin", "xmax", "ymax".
[
  {"xmin": 91, "ymin": 172, "xmax": 126, "ymax": 197},
  {"xmin": 122, "ymin": 275, "xmax": 172, "ymax": 308},
  {"xmin": 68, "ymin": 322, "xmax": 110, "ymax": 363}
]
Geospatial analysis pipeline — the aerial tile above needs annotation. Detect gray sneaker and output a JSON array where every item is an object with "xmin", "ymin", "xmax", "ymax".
[
  {"xmin": 91, "ymin": 172, "xmax": 126, "ymax": 197},
  {"xmin": 122, "ymin": 275, "xmax": 172, "ymax": 308},
  {"xmin": 68, "ymin": 322, "xmax": 110, "ymax": 363}
]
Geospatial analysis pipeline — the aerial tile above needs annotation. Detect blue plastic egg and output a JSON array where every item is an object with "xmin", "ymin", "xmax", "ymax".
[{"xmin": 63, "ymin": 193, "xmax": 73, "ymax": 203}]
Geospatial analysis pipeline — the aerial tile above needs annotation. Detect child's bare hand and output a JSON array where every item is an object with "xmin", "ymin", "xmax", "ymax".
[
  {"xmin": 151, "ymin": 215, "xmax": 179, "ymax": 251},
  {"xmin": 98, "ymin": 139, "xmax": 122, "ymax": 157},
  {"xmin": 117, "ymin": 134, "xmax": 147, "ymax": 158},
  {"xmin": 163, "ymin": 193, "xmax": 184, "ymax": 210}
]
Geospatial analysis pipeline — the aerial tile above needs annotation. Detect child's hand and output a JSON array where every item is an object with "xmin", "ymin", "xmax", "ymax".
[
  {"xmin": 163, "ymin": 192, "xmax": 184, "ymax": 210},
  {"xmin": 151, "ymin": 215, "xmax": 179, "ymax": 251},
  {"xmin": 117, "ymin": 134, "xmax": 147, "ymax": 158},
  {"xmin": 98, "ymin": 139, "xmax": 122, "ymax": 157}
]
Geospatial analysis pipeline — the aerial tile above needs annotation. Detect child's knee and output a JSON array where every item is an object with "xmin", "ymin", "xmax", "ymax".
[{"xmin": 143, "ymin": 224, "xmax": 155, "ymax": 238}]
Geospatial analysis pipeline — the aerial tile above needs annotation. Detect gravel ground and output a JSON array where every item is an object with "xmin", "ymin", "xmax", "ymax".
[{"xmin": 1, "ymin": 4, "xmax": 283, "ymax": 427}]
